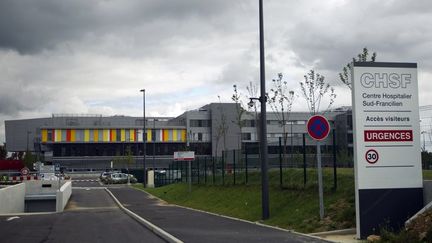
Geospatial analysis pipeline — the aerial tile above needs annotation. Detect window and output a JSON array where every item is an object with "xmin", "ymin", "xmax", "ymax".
[
  {"xmin": 47, "ymin": 130, "xmax": 53, "ymax": 142},
  {"xmin": 125, "ymin": 129, "xmax": 130, "ymax": 141},
  {"xmin": 190, "ymin": 119, "xmax": 211, "ymax": 127},
  {"xmin": 241, "ymin": 133, "xmax": 251, "ymax": 141},
  {"xmin": 244, "ymin": 120, "xmax": 255, "ymax": 127},
  {"xmin": 62, "ymin": 130, "xmax": 67, "ymax": 141},
  {"xmin": 151, "ymin": 130, "xmax": 156, "ymax": 142},
  {"xmin": 76, "ymin": 130, "xmax": 84, "ymax": 142},
  {"xmin": 197, "ymin": 133, "xmax": 203, "ymax": 141}
]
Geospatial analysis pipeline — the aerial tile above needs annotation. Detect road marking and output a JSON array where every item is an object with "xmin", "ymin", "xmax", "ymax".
[{"xmin": 6, "ymin": 216, "xmax": 20, "ymax": 221}]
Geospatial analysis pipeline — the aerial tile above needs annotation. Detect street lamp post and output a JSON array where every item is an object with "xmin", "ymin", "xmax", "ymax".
[
  {"xmin": 140, "ymin": 89, "xmax": 146, "ymax": 187},
  {"xmin": 258, "ymin": 0, "xmax": 270, "ymax": 220},
  {"xmin": 153, "ymin": 118, "xmax": 156, "ymax": 171}
]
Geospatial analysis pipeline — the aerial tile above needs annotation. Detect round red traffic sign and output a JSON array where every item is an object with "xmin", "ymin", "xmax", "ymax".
[
  {"xmin": 365, "ymin": 149, "xmax": 379, "ymax": 164},
  {"xmin": 20, "ymin": 167, "xmax": 29, "ymax": 176},
  {"xmin": 307, "ymin": 115, "xmax": 330, "ymax": 140}
]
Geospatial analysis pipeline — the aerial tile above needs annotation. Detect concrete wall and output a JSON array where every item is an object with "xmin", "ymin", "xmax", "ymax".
[
  {"xmin": 25, "ymin": 180, "xmax": 64, "ymax": 195},
  {"xmin": 0, "ymin": 183, "xmax": 25, "ymax": 214},
  {"xmin": 56, "ymin": 181, "xmax": 72, "ymax": 212}
]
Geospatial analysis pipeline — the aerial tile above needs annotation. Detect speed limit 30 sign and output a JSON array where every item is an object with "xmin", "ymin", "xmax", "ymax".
[{"xmin": 365, "ymin": 149, "xmax": 379, "ymax": 164}]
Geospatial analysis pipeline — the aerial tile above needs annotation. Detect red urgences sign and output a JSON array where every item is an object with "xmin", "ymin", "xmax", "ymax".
[{"xmin": 364, "ymin": 130, "xmax": 413, "ymax": 142}]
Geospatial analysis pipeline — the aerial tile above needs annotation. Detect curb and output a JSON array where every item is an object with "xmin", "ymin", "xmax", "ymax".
[
  {"xmin": 105, "ymin": 188, "xmax": 183, "ymax": 243},
  {"xmin": 133, "ymin": 187, "xmax": 332, "ymax": 243},
  {"xmin": 311, "ymin": 228, "xmax": 356, "ymax": 236},
  {"xmin": 0, "ymin": 211, "xmax": 58, "ymax": 217}
]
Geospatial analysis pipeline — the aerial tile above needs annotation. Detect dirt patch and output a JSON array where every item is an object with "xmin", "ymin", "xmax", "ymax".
[{"xmin": 405, "ymin": 209, "xmax": 432, "ymax": 242}]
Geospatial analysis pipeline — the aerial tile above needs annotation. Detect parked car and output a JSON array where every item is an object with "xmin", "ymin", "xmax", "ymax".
[
  {"xmin": 100, "ymin": 171, "xmax": 112, "ymax": 181},
  {"xmin": 105, "ymin": 172, "xmax": 137, "ymax": 184}
]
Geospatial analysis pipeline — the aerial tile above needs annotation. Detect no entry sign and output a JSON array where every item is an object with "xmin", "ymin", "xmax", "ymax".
[{"xmin": 307, "ymin": 115, "xmax": 330, "ymax": 140}]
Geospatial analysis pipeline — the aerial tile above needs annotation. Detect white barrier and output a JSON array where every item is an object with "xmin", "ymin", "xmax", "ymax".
[
  {"xmin": 0, "ymin": 183, "xmax": 25, "ymax": 214},
  {"xmin": 56, "ymin": 181, "xmax": 72, "ymax": 212}
]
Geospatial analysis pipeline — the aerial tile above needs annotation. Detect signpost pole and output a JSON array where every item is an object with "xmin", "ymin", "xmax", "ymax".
[
  {"xmin": 317, "ymin": 141, "xmax": 324, "ymax": 220},
  {"xmin": 307, "ymin": 115, "xmax": 330, "ymax": 220},
  {"xmin": 188, "ymin": 160, "xmax": 192, "ymax": 193}
]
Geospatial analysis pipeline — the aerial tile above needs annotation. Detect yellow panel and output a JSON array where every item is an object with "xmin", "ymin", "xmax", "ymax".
[
  {"xmin": 93, "ymin": 129, "xmax": 98, "ymax": 142},
  {"xmin": 103, "ymin": 129, "xmax": 109, "ymax": 142},
  {"xmin": 55, "ymin": 129, "xmax": 62, "ymax": 142},
  {"xmin": 163, "ymin": 129, "xmax": 169, "ymax": 142},
  {"xmin": 130, "ymin": 129, "xmax": 135, "ymax": 142},
  {"xmin": 121, "ymin": 129, "xmax": 126, "ymax": 142},
  {"xmin": 181, "ymin": 129, "xmax": 186, "ymax": 142},
  {"xmin": 70, "ymin": 129, "xmax": 76, "ymax": 142},
  {"xmin": 41, "ymin": 129, "xmax": 48, "ymax": 142},
  {"xmin": 147, "ymin": 129, "xmax": 151, "ymax": 142},
  {"xmin": 84, "ymin": 129, "xmax": 90, "ymax": 142},
  {"xmin": 173, "ymin": 130, "xmax": 178, "ymax": 142}
]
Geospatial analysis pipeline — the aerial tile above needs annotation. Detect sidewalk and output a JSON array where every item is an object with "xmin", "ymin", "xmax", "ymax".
[{"xmin": 108, "ymin": 187, "xmax": 329, "ymax": 243}]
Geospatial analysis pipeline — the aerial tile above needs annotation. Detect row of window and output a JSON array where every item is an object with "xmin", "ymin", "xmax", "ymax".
[{"xmin": 41, "ymin": 129, "xmax": 187, "ymax": 143}]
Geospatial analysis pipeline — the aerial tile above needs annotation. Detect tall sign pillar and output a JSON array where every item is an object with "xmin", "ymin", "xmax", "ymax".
[{"xmin": 352, "ymin": 62, "xmax": 423, "ymax": 239}]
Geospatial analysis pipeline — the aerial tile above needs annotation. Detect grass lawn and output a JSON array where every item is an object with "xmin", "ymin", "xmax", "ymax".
[{"xmin": 134, "ymin": 168, "xmax": 432, "ymax": 233}]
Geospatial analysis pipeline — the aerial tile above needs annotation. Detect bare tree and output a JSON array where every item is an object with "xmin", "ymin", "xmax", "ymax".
[
  {"xmin": 232, "ymin": 85, "xmax": 246, "ymax": 159},
  {"xmin": 339, "ymin": 47, "xmax": 377, "ymax": 89},
  {"xmin": 299, "ymin": 69, "xmax": 336, "ymax": 220},
  {"xmin": 300, "ymin": 70, "xmax": 336, "ymax": 115},
  {"xmin": 214, "ymin": 96, "xmax": 229, "ymax": 158},
  {"xmin": 246, "ymin": 82, "xmax": 260, "ymax": 141},
  {"xmin": 268, "ymin": 73, "xmax": 295, "ymax": 167}
]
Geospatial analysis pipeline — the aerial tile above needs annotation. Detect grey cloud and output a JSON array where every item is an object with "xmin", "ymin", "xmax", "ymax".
[
  {"xmin": 0, "ymin": 0, "xmax": 249, "ymax": 54},
  {"xmin": 284, "ymin": 0, "xmax": 432, "ymax": 72}
]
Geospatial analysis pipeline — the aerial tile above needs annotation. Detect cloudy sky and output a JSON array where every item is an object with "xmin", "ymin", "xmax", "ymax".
[{"xmin": 1, "ymin": 0, "xmax": 432, "ymax": 143}]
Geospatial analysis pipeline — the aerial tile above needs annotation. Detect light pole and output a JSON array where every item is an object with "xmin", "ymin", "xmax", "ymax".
[
  {"xmin": 153, "ymin": 118, "xmax": 156, "ymax": 171},
  {"xmin": 259, "ymin": 0, "xmax": 270, "ymax": 220},
  {"xmin": 140, "ymin": 89, "xmax": 146, "ymax": 187}
]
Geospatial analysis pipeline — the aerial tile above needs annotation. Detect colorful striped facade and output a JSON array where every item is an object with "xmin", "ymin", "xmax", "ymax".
[{"xmin": 41, "ymin": 129, "xmax": 187, "ymax": 143}]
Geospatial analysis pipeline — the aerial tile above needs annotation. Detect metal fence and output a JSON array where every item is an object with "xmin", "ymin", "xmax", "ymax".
[{"xmin": 153, "ymin": 135, "xmax": 352, "ymax": 188}]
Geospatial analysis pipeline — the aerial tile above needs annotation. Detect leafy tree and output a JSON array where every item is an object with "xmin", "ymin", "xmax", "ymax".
[
  {"xmin": 113, "ymin": 146, "xmax": 135, "ymax": 184},
  {"xmin": 0, "ymin": 143, "xmax": 7, "ymax": 159},
  {"xmin": 268, "ymin": 73, "xmax": 295, "ymax": 171},
  {"xmin": 23, "ymin": 150, "xmax": 36, "ymax": 169},
  {"xmin": 300, "ymin": 70, "xmax": 336, "ymax": 115},
  {"xmin": 339, "ymin": 47, "xmax": 377, "ymax": 89}
]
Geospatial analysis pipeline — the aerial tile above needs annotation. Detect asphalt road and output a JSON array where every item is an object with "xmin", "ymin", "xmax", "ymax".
[
  {"xmin": 110, "ymin": 187, "xmax": 328, "ymax": 243},
  {"xmin": 0, "ymin": 189, "xmax": 164, "ymax": 243}
]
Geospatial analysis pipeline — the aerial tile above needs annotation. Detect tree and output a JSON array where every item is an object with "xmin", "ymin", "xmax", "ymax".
[
  {"xmin": 0, "ymin": 143, "xmax": 7, "ymax": 160},
  {"xmin": 123, "ymin": 146, "xmax": 135, "ymax": 184},
  {"xmin": 246, "ymin": 82, "xmax": 260, "ymax": 141},
  {"xmin": 232, "ymin": 85, "xmax": 246, "ymax": 156},
  {"xmin": 300, "ymin": 70, "xmax": 336, "ymax": 115},
  {"xmin": 268, "ymin": 73, "xmax": 295, "ymax": 170},
  {"xmin": 113, "ymin": 146, "xmax": 135, "ymax": 184},
  {"xmin": 23, "ymin": 150, "xmax": 36, "ymax": 169},
  {"xmin": 214, "ymin": 96, "xmax": 229, "ymax": 158},
  {"xmin": 339, "ymin": 47, "xmax": 377, "ymax": 89},
  {"xmin": 299, "ymin": 69, "xmax": 336, "ymax": 220}
]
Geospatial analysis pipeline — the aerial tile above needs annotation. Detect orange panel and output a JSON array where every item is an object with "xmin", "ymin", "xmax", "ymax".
[{"xmin": 163, "ymin": 129, "xmax": 169, "ymax": 142}]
